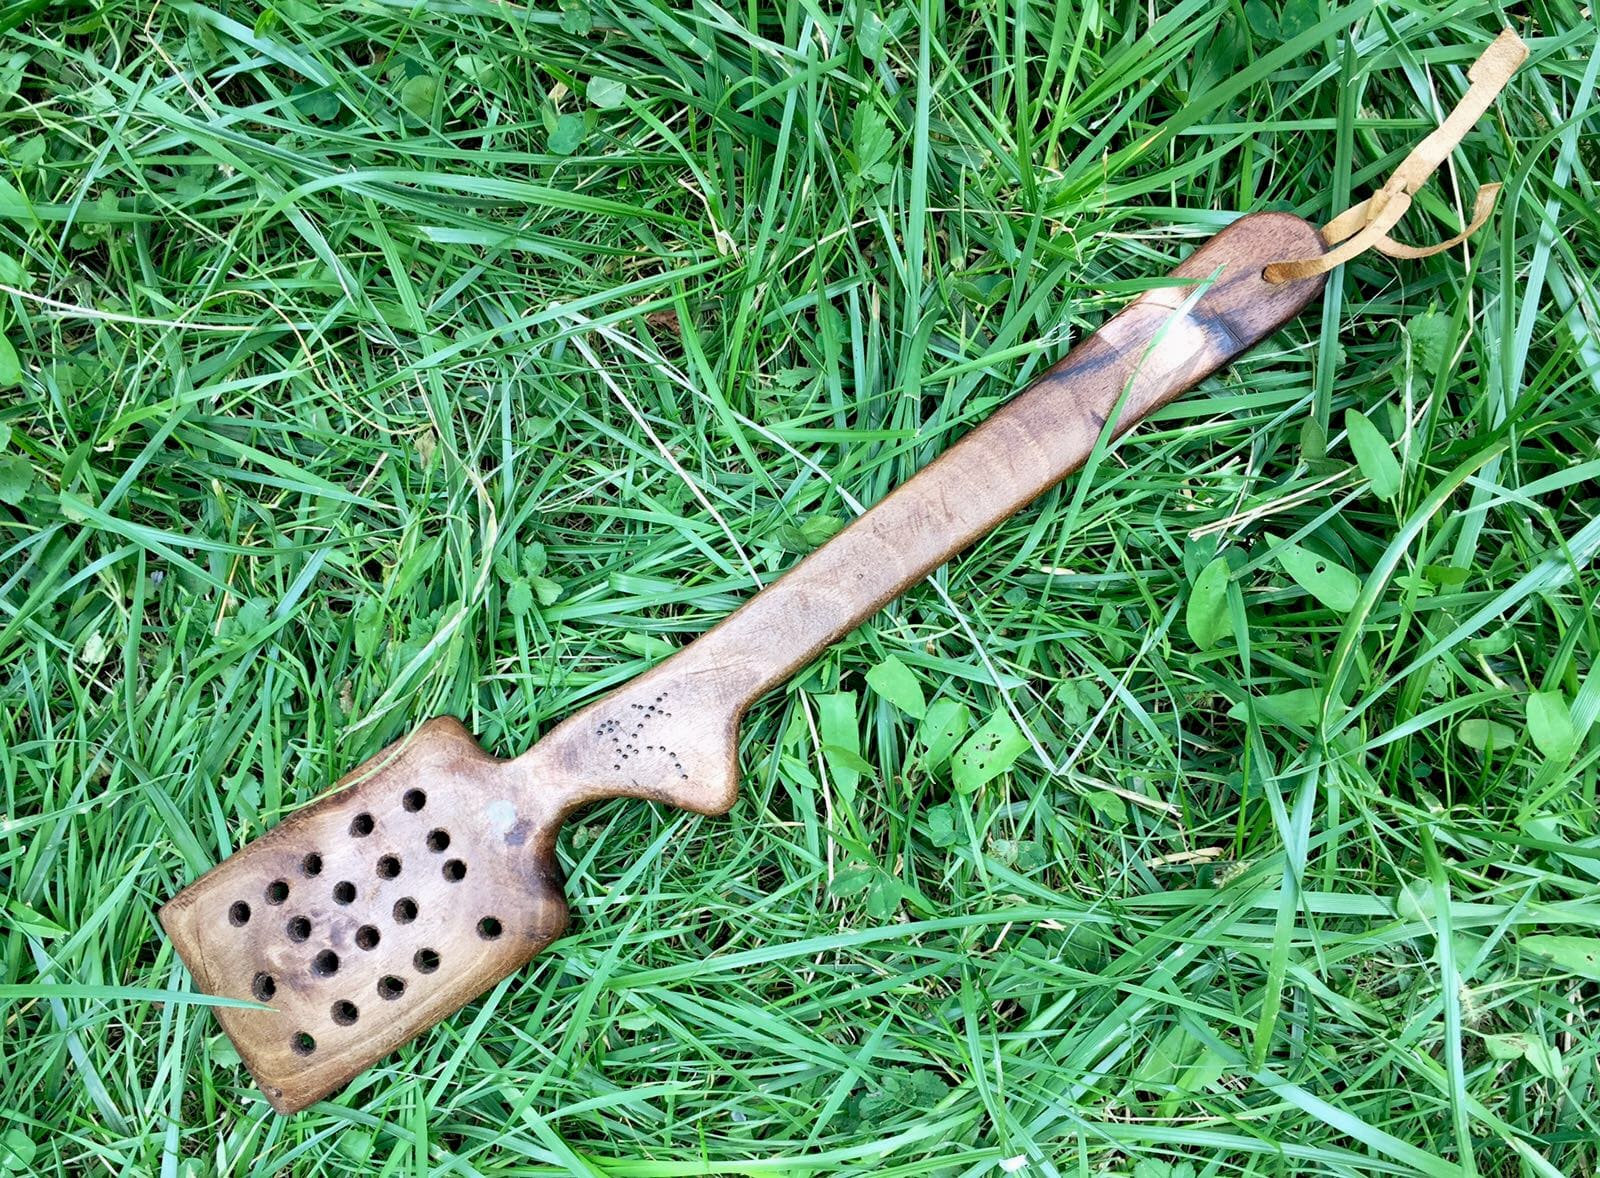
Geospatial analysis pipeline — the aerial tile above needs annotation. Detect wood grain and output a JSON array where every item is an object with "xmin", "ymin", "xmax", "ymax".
[{"xmin": 160, "ymin": 212, "xmax": 1327, "ymax": 1112}]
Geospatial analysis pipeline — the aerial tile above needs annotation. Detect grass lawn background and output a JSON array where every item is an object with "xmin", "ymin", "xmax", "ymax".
[{"xmin": 2, "ymin": 0, "xmax": 1599, "ymax": 1173}]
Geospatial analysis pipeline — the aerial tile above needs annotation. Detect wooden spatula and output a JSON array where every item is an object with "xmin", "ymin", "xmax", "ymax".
[{"xmin": 160, "ymin": 213, "xmax": 1327, "ymax": 1112}]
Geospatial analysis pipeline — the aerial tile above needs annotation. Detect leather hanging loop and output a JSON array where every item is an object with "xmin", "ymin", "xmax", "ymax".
[{"xmin": 1262, "ymin": 28, "xmax": 1528, "ymax": 284}]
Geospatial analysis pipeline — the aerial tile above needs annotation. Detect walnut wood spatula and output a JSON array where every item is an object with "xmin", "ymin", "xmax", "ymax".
[
  {"xmin": 159, "ymin": 213, "xmax": 1327, "ymax": 1111},
  {"xmin": 159, "ymin": 30, "xmax": 1525, "ymax": 1112}
]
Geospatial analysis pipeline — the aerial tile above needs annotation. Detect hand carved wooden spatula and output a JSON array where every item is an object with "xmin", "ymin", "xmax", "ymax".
[
  {"xmin": 159, "ymin": 30, "xmax": 1525, "ymax": 1112},
  {"xmin": 159, "ymin": 213, "xmax": 1327, "ymax": 1111}
]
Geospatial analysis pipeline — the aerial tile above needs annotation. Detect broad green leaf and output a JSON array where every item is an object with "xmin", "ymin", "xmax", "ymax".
[
  {"xmin": 1394, "ymin": 876, "xmax": 1436, "ymax": 923},
  {"xmin": 860, "ymin": 1066, "xmax": 949, "ymax": 1121},
  {"xmin": 1457, "ymin": 718, "xmax": 1516, "ymax": 754},
  {"xmin": 851, "ymin": 101, "xmax": 895, "ymax": 186},
  {"xmin": 274, "ymin": 0, "xmax": 322, "ymax": 23},
  {"xmin": 0, "ymin": 453, "xmax": 30, "ymax": 504},
  {"xmin": 620, "ymin": 632, "xmax": 674, "ymax": 660},
  {"xmin": 80, "ymin": 630, "xmax": 108, "ymax": 665},
  {"xmin": 1190, "ymin": 15, "xmax": 1246, "ymax": 96},
  {"xmin": 505, "ymin": 578, "xmax": 534, "ymax": 617},
  {"xmin": 1423, "ymin": 564, "xmax": 1470, "ymax": 588},
  {"xmin": 1526, "ymin": 691, "xmax": 1576, "ymax": 763},
  {"xmin": 820, "ymin": 743, "xmax": 875, "ymax": 778},
  {"xmin": 0, "ymin": 51, "xmax": 26, "ymax": 102},
  {"xmin": 548, "ymin": 112, "xmax": 584, "ymax": 155},
  {"xmin": 856, "ymin": 9, "xmax": 889, "ymax": 57},
  {"xmin": 1242, "ymin": 0, "xmax": 1279, "ymax": 38},
  {"xmin": 1484, "ymin": 1033, "xmax": 1526, "ymax": 1061},
  {"xmin": 1299, "ymin": 416, "xmax": 1327, "ymax": 463},
  {"xmin": 1345, "ymin": 409, "xmax": 1402, "ymax": 502},
  {"xmin": 1085, "ymin": 789, "xmax": 1128, "ymax": 825},
  {"xmin": 521, "ymin": 539, "xmax": 549, "ymax": 576},
  {"xmin": 828, "ymin": 862, "xmax": 873, "ymax": 897},
  {"xmin": 0, "ymin": 1130, "xmax": 35, "ymax": 1173},
  {"xmin": 1276, "ymin": 0, "xmax": 1318, "ymax": 37},
  {"xmin": 353, "ymin": 595, "xmax": 384, "ymax": 659},
  {"xmin": 988, "ymin": 837, "xmax": 1021, "ymax": 867},
  {"xmin": 917, "ymin": 698, "xmax": 969, "ymax": 769},
  {"xmin": 454, "ymin": 54, "xmax": 500, "ymax": 85},
  {"xmin": 1227, "ymin": 687, "xmax": 1320, "ymax": 728},
  {"xmin": 926, "ymin": 803, "xmax": 958, "ymax": 848},
  {"xmin": 865, "ymin": 872, "xmax": 901, "ymax": 918},
  {"xmin": 1176, "ymin": 1048, "xmax": 1227, "ymax": 1098},
  {"xmin": 817, "ymin": 691, "xmax": 861, "ymax": 801},
  {"xmin": 1480, "ymin": 1031, "xmax": 1563, "ymax": 1080},
  {"xmin": 1274, "ymin": 539, "xmax": 1361, "ymax": 613},
  {"xmin": 207, "ymin": 1033, "xmax": 240, "ymax": 1067},
  {"xmin": 11, "ymin": 136, "xmax": 43, "ymax": 168},
  {"xmin": 398, "ymin": 74, "xmax": 439, "ymax": 120},
  {"xmin": 1135, "ymin": 1023, "xmax": 1202, "ymax": 1090},
  {"xmin": 294, "ymin": 87, "xmax": 339, "ymax": 121},
  {"xmin": 1056, "ymin": 677, "xmax": 1104, "ymax": 727},
  {"xmin": 0, "ymin": 175, "xmax": 39, "ymax": 227},
  {"xmin": 588, "ymin": 75, "xmax": 626, "ymax": 108},
  {"xmin": 0, "ymin": 335, "xmax": 19, "ymax": 387},
  {"xmin": 337, "ymin": 1129, "xmax": 375, "ymax": 1164},
  {"xmin": 951, "ymin": 710, "xmax": 1029, "ymax": 793},
  {"xmin": 799, "ymin": 513, "xmax": 845, "ymax": 547},
  {"xmin": 866, "ymin": 655, "xmax": 926, "ymax": 718},
  {"xmin": 1523, "ymin": 1038, "xmax": 1564, "ymax": 1082},
  {"xmin": 1452, "ymin": 931, "xmax": 1487, "ymax": 981},
  {"xmin": 1185, "ymin": 555, "xmax": 1230, "ymax": 650},
  {"xmin": 1521, "ymin": 935, "xmax": 1600, "ymax": 981},
  {"xmin": 1134, "ymin": 1160, "xmax": 1197, "ymax": 1178},
  {"xmin": 559, "ymin": 0, "xmax": 592, "ymax": 34},
  {"xmin": 954, "ymin": 271, "xmax": 1010, "ymax": 307},
  {"xmin": 531, "ymin": 574, "xmax": 561, "ymax": 606},
  {"xmin": 1469, "ymin": 625, "xmax": 1516, "ymax": 656},
  {"xmin": 1407, "ymin": 306, "xmax": 1452, "ymax": 375}
]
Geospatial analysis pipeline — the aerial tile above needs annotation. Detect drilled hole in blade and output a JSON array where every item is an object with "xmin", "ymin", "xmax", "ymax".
[
  {"xmin": 264, "ymin": 880, "xmax": 289, "ymax": 905},
  {"xmin": 228, "ymin": 901, "xmax": 251, "ymax": 926},
  {"xmin": 355, "ymin": 925, "xmax": 380, "ymax": 950},
  {"xmin": 413, "ymin": 948, "xmax": 440, "ymax": 974},
  {"xmin": 287, "ymin": 916, "xmax": 311, "ymax": 943},
  {"xmin": 393, "ymin": 897, "xmax": 418, "ymax": 924},
  {"xmin": 331, "ymin": 1000, "xmax": 358, "ymax": 1026},
  {"xmin": 425, "ymin": 829, "xmax": 450, "ymax": 853},
  {"xmin": 311, "ymin": 949, "xmax": 339, "ymax": 977},
  {"xmin": 333, "ymin": 881, "xmax": 356, "ymax": 905},
  {"xmin": 350, "ymin": 812, "xmax": 374, "ymax": 837},
  {"xmin": 291, "ymin": 1031, "xmax": 316, "ymax": 1056},
  {"xmin": 442, "ymin": 859, "xmax": 466, "ymax": 882},
  {"xmin": 301, "ymin": 852, "xmax": 323, "ymax": 877},
  {"xmin": 403, "ymin": 789, "xmax": 426, "ymax": 812},
  {"xmin": 252, "ymin": 972, "xmax": 276, "ymax": 1001},
  {"xmin": 375, "ymin": 855, "xmax": 401, "ymax": 880},
  {"xmin": 477, "ymin": 916, "xmax": 502, "ymax": 940},
  {"xmin": 377, "ymin": 975, "xmax": 406, "ymax": 1000}
]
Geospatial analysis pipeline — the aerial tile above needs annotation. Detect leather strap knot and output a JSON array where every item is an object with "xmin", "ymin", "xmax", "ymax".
[{"xmin": 1263, "ymin": 28, "xmax": 1528, "ymax": 283}]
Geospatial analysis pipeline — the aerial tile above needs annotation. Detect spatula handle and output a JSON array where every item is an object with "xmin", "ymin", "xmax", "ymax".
[
  {"xmin": 531, "ymin": 213, "xmax": 1325, "ymax": 816},
  {"xmin": 698, "ymin": 214, "xmax": 1325, "ymax": 704}
]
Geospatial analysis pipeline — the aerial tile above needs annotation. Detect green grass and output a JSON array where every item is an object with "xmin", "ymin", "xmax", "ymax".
[{"xmin": 2, "ymin": 0, "xmax": 1599, "ymax": 1173}]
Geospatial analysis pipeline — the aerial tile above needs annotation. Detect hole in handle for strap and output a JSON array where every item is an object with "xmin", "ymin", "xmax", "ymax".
[{"xmin": 1262, "ymin": 28, "xmax": 1527, "ymax": 284}]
